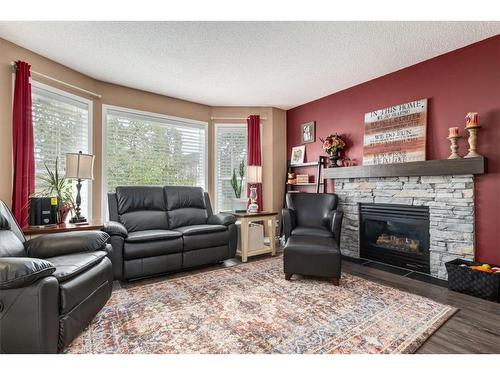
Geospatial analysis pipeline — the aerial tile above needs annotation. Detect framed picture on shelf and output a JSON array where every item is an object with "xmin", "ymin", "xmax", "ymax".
[
  {"xmin": 290, "ymin": 145, "xmax": 305, "ymax": 165},
  {"xmin": 301, "ymin": 121, "xmax": 315, "ymax": 144}
]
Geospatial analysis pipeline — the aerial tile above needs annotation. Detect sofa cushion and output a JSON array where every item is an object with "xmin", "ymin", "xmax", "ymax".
[
  {"xmin": 174, "ymin": 224, "xmax": 227, "ymax": 236},
  {"xmin": 291, "ymin": 226, "xmax": 333, "ymax": 238},
  {"xmin": 116, "ymin": 186, "xmax": 169, "ymax": 232},
  {"xmin": 124, "ymin": 238, "xmax": 183, "ymax": 260},
  {"xmin": 116, "ymin": 186, "xmax": 167, "ymax": 214},
  {"xmin": 164, "ymin": 186, "xmax": 208, "ymax": 228},
  {"xmin": 46, "ymin": 251, "xmax": 107, "ymax": 282},
  {"xmin": 125, "ymin": 229, "xmax": 182, "ymax": 243},
  {"xmin": 176, "ymin": 225, "xmax": 229, "ymax": 251}
]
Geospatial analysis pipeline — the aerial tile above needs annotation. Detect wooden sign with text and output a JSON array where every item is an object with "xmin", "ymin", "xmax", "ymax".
[{"xmin": 363, "ymin": 99, "xmax": 427, "ymax": 165}]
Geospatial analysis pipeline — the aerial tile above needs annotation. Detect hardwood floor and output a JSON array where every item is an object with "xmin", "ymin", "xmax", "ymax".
[{"xmin": 119, "ymin": 251, "xmax": 500, "ymax": 354}]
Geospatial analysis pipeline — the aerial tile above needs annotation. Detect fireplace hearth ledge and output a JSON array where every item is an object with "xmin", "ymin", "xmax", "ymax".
[{"xmin": 335, "ymin": 174, "xmax": 475, "ymax": 279}]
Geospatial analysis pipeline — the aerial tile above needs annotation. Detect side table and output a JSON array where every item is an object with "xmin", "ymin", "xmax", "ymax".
[
  {"xmin": 232, "ymin": 211, "xmax": 278, "ymax": 262},
  {"xmin": 22, "ymin": 219, "xmax": 104, "ymax": 239}
]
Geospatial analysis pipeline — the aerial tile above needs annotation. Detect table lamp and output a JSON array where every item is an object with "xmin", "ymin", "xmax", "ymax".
[
  {"xmin": 247, "ymin": 165, "xmax": 262, "ymax": 213},
  {"xmin": 65, "ymin": 151, "xmax": 95, "ymax": 224}
]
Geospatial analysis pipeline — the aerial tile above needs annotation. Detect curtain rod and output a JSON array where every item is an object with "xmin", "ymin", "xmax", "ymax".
[
  {"xmin": 11, "ymin": 61, "xmax": 102, "ymax": 99},
  {"xmin": 211, "ymin": 116, "xmax": 267, "ymax": 121}
]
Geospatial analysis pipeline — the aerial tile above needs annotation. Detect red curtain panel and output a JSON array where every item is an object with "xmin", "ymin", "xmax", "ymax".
[
  {"xmin": 12, "ymin": 61, "xmax": 35, "ymax": 228},
  {"xmin": 247, "ymin": 115, "xmax": 263, "ymax": 211}
]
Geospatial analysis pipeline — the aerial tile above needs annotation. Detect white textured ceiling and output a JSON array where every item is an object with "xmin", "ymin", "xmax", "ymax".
[{"xmin": 0, "ymin": 22, "xmax": 499, "ymax": 109}]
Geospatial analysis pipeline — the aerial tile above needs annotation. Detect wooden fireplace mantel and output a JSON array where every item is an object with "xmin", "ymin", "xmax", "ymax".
[{"xmin": 323, "ymin": 156, "xmax": 485, "ymax": 180}]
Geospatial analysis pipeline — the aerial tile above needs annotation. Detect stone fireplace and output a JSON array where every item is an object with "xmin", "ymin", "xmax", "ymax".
[
  {"xmin": 359, "ymin": 203, "xmax": 430, "ymax": 274},
  {"xmin": 334, "ymin": 175, "xmax": 475, "ymax": 279}
]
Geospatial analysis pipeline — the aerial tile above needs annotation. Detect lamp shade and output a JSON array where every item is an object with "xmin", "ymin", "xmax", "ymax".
[
  {"xmin": 247, "ymin": 165, "xmax": 262, "ymax": 184},
  {"xmin": 65, "ymin": 152, "xmax": 95, "ymax": 180}
]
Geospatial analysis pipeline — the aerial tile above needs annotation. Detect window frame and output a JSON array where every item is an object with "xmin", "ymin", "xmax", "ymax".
[
  {"xmin": 31, "ymin": 80, "xmax": 93, "ymax": 220},
  {"xmin": 101, "ymin": 104, "xmax": 209, "ymax": 220},
  {"xmin": 213, "ymin": 123, "xmax": 248, "ymax": 213}
]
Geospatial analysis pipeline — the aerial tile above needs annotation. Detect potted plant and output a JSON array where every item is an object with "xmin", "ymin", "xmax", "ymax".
[
  {"xmin": 230, "ymin": 159, "xmax": 247, "ymax": 212},
  {"xmin": 320, "ymin": 133, "xmax": 346, "ymax": 168},
  {"xmin": 39, "ymin": 157, "xmax": 75, "ymax": 224}
]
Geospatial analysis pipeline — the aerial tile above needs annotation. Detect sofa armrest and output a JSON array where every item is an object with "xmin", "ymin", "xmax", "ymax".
[
  {"xmin": 329, "ymin": 210, "xmax": 344, "ymax": 247},
  {"xmin": 207, "ymin": 213, "xmax": 236, "ymax": 226},
  {"xmin": 281, "ymin": 208, "xmax": 296, "ymax": 240},
  {"xmin": 103, "ymin": 221, "xmax": 128, "ymax": 238},
  {"xmin": 25, "ymin": 231, "xmax": 110, "ymax": 259},
  {"xmin": 0, "ymin": 257, "xmax": 55, "ymax": 290}
]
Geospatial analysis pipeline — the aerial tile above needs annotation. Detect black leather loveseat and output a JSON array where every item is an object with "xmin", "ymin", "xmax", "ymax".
[
  {"xmin": 0, "ymin": 200, "xmax": 113, "ymax": 353},
  {"xmin": 103, "ymin": 186, "xmax": 237, "ymax": 281}
]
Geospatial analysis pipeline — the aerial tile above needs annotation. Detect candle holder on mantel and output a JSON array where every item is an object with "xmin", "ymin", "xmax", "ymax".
[
  {"xmin": 447, "ymin": 135, "xmax": 462, "ymax": 159},
  {"xmin": 464, "ymin": 125, "xmax": 482, "ymax": 158}
]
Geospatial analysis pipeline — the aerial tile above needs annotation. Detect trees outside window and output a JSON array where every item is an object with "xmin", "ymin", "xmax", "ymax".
[{"xmin": 103, "ymin": 107, "xmax": 207, "ymax": 198}]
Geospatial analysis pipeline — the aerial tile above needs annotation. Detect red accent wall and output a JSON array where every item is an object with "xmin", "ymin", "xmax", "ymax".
[{"xmin": 286, "ymin": 35, "xmax": 500, "ymax": 265}]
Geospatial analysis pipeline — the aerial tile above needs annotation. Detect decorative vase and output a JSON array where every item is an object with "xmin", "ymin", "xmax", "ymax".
[
  {"xmin": 232, "ymin": 198, "xmax": 248, "ymax": 212},
  {"xmin": 328, "ymin": 152, "xmax": 340, "ymax": 168},
  {"xmin": 57, "ymin": 202, "xmax": 73, "ymax": 224}
]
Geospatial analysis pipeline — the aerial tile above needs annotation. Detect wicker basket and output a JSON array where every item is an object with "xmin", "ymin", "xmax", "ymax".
[{"xmin": 445, "ymin": 259, "xmax": 500, "ymax": 302}]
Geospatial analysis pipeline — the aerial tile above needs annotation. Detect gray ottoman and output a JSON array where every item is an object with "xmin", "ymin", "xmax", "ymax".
[{"xmin": 283, "ymin": 236, "xmax": 341, "ymax": 285}]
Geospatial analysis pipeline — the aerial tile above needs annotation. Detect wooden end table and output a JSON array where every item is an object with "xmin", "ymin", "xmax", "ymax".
[
  {"xmin": 22, "ymin": 219, "xmax": 104, "ymax": 239},
  {"xmin": 232, "ymin": 211, "xmax": 278, "ymax": 262}
]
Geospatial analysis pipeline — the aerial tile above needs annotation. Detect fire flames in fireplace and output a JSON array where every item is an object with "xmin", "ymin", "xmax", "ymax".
[{"xmin": 375, "ymin": 233, "xmax": 421, "ymax": 254}]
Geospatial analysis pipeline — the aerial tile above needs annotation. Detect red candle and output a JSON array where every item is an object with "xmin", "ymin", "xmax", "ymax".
[
  {"xmin": 448, "ymin": 127, "xmax": 460, "ymax": 137},
  {"xmin": 465, "ymin": 112, "xmax": 478, "ymax": 128}
]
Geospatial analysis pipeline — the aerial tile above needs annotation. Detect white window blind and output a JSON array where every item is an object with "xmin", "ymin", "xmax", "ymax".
[
  {"xmin": 104, "ymin": 108, "xmax": 207, "ymax": 194},
  {"xmin": 215, "ymin": 124, "xmax": 247, "ymax": 212},
  {"xmin": 32, "ymin": 83, "xmax": 91, "ymax": 219}
]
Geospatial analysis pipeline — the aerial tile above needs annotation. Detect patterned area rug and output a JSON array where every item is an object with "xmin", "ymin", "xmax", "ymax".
[{"xmin": 66, "ymin": 257, "xmax": 456, "ymax": 354}]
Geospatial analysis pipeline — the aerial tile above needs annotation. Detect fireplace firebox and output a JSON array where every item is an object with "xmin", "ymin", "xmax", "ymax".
[{"xmin": 359, "ymin": 203, "xmax": 430, "ymax": 274}]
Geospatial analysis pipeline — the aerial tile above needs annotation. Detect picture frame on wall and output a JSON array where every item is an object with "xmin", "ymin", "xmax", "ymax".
[
  {"xmin": 290, "ymin": 145, "xmax": 306, "ymax": 165},
  {"xmin": 301, "ymin": 121, "xmax": 315, "ymax": 144}
]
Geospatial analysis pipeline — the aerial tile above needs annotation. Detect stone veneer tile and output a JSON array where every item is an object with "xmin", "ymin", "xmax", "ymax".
[{"xmin": 335, "ymin": 174, "xmax": 475, "ymax": 280}]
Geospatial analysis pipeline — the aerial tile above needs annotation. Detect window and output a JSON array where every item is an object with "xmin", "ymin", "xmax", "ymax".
[
  {"xmin": 214, "ymin": 124, "xmax": 247, "ymax": 212},
  {"xmin": 103, "ymin": 106, "xmax": 207, "ymax": 202},
  {"xmin": 32, "ymin": 82, "xmax": 92, "ymax": 219}
]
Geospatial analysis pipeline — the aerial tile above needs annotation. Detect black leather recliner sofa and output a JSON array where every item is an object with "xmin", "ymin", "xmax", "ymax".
[
  {"xmin": 103, "ymin": 186, "xmax": 237, "ymax": 281},
  {"xmin": 0, "ymin": 200, "xmax": 113, "ymax": 353}
]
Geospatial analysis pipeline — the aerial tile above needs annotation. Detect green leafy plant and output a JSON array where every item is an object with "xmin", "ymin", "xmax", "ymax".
[
  {"xmin": 38, "ymin": 157, "xmax": 75, "ymax": 220},
  {"xmin": 230, "ymin": 159, "xmax": 245, "ymax": 199}
]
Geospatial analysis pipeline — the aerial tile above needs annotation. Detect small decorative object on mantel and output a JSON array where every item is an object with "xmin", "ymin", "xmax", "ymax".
[
  {"xmin": 301, "ymin": 121, "xmax": 315, "ymax": 144},
  {"xmin": 290, "ymin": 145, "xmax": 305, "ymax": 165},
  {"xmin": 342, "ymin": 157, "xmax": 355, "ymax": 167},
  {"xmin": 447, "ymin": 127, "xmax": 462, "ymax": 159},
  {"xmin": 464, "ymin": 112, "xmax": 482, "ymax": 158},
  {"xmin": 320, "ymin": 133, "xmax": 346, "ymax": 168}
]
